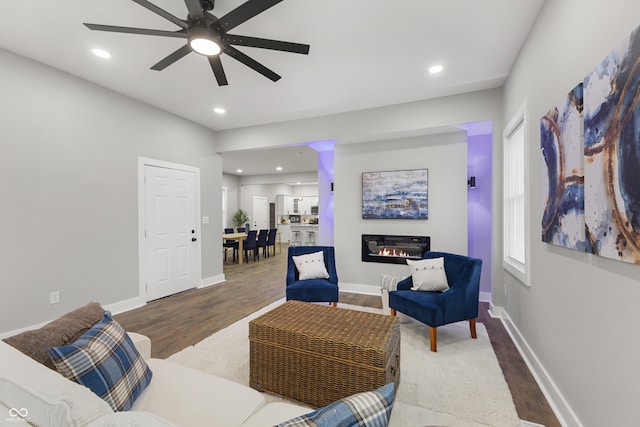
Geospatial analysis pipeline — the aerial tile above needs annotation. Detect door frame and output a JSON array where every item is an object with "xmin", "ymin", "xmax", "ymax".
[
  {"xmin": 138, "ymin": 157, "xmax": 202, "ymax": 302},
  {"xmin": 252, "ymin": 195, "xmax": 268, "ymax": 230}
]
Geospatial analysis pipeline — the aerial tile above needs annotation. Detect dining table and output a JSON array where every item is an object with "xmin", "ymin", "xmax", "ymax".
[{"xmin": 222, "ymin": 232, "xmax": 248, "ymax": 264}]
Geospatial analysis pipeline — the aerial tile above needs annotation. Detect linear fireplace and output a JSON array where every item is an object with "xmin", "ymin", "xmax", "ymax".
[{"xmin": 362, "ymin": 234, "xmax": 431, "ymax": 264}]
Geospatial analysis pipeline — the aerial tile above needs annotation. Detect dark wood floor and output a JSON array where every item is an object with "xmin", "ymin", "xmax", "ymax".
[{"xmin": 116, "ymin": 244, "xmax": 560, "ymax": 427}]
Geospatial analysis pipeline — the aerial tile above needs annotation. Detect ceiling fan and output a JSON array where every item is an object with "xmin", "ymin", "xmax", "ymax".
[{"xmin": 84, "ymin": 0, "xmax": 310, "ymax": 86}]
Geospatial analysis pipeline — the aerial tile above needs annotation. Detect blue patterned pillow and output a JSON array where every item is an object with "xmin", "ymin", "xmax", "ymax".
[
  {"xmin": 47, "ymin": 311, "xmax": 152, "ymax": 411},
  {"xmin": 277, "ymin": 383, "xmax": 395, "ymax": 427}
]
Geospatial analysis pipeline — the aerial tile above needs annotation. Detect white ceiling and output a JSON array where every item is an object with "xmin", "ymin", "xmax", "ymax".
[{"xmin": 0, "ymin": 0, "xmax": 543, "ymax": 176}]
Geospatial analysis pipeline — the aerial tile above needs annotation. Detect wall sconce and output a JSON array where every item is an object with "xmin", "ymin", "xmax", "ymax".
[{"xmin": 467, "ymin": 176, "xmax": 476, "ymax": 188}]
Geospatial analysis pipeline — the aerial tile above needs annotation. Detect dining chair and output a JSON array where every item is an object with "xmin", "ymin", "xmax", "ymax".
[
  {"xmin": 256, "ymin": 229, "xmax": 269, "ymax": 260},
  {"xmin": 266, "ymin": 228, "xmax": 277, "ymax": 256},
  {"xmin": 223, "ymin": 228, "xmax": 238, "ymax": 263},
  {"xmin": 243, "ymin": 230, "xmax": 258, "ymax": 263}
]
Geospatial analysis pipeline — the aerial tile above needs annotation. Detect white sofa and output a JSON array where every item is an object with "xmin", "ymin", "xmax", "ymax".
[{"xmin": 0, "ymin": 332, "xmax": 311, "ymax": 427}]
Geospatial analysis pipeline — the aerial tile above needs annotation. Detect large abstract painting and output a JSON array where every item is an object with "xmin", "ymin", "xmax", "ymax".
[
  {"xmin": 541, "ymin": 83, "xmax": 590, "ymax": 251},
  {"xmin": 583, "ymin": 25, "xmax": 640, "ymax": 263},
  {"xmin": 362, "ymin": 169, "xmax": 428, "ymax": 219}
]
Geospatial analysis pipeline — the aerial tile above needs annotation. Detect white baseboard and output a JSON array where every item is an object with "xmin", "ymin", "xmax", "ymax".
[
  {"xmin": 479, "ymin": 291, "xmax": 491, "ymax": 303},
  {"xmin": 0, "ymin": 296, "xmax": 146, "ymax": 340},
  {"xmin": 339, "ymin": 282, "xmax": 381, "ymax": 296},
  {"xmin": 199, "ymin": 274, "xmax": 226, "ymax": 289},
  {"xmin": 493, "ymin": 304, "xmax": 583, "ymax": 427},
  {"xmin": 104, "ymin": 296, "xmax": 146, "ymax": 316}
]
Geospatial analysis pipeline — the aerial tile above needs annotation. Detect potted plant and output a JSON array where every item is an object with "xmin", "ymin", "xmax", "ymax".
[{"xmin": 232, "ymin": 208, "xmax": 250, "ymax": 228}]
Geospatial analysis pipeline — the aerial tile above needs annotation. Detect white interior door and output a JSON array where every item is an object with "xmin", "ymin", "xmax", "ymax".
[
  {"xmin": 252, "ymin": 196, "xmax": 268, "ymax": 230},
  {"xmin": 144, "ymin": 165, "xmax": 199, "ymax": 301}
]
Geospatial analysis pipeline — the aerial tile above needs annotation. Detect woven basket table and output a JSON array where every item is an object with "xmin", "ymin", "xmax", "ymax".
[{"xmin": 249, "ymin": 300, "xmax": 400, "ymax": 408}]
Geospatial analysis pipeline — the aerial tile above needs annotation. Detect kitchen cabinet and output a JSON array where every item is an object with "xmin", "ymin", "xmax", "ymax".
[
  {"xmin": 298, "ymin": 197, "xmax": 318, "ymax": 214},
  {"xmin": 277, "ymin": 194, "xmax": 318, "ymax": 215},
  {"xmin": 277, "ymin": 195, "xmax": 295, "ymax": 215}
]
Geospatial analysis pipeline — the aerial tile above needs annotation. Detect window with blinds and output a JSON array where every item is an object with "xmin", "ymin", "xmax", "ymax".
[{"xmin": 503, "ymin": 104, "xmax": 528, "ymax": 282}]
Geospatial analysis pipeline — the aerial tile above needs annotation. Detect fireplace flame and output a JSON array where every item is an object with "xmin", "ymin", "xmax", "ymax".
[{"xmin": 378, "ymin": 247, "xmax": 409, "ymax": 257}]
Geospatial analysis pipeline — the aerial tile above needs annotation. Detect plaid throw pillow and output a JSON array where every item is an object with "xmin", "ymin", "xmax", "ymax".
[
  {"xmin": 47, "ymin": 311, "xmax": 152, "ymax": 411},
  {"xmin": 277, "ymin": 383, "xmax": 395, "ymax": 427}
]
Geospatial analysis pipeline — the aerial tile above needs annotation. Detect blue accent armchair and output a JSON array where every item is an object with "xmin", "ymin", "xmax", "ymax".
[
  {"xmin": 389, "ymin": 251, "xmax": 482, "ymax": 352},
  {"xmin": 286, "ymin": 246, "xmax": 339, "ymax": 306}
]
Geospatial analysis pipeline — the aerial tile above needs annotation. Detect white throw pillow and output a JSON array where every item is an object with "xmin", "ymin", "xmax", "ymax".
[
  {"xmin": 292, "ymin": 251, "xmax": 330, "ymax": 280},
  {"xmin": 406, "ymin": 258, "xmax": 449, "ymax": 292}
]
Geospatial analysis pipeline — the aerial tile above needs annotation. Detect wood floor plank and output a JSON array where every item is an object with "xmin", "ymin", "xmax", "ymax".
[{"xmin": 115, "ymin": 245, "xmax": 560, "ymax": 426}]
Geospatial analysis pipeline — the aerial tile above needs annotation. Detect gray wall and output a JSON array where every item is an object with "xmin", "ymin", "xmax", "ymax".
[
  {"xmin": 334, "ymin": 132, "xmax": 468, "ymax": 291},
  {"xmin": 222, "ymin": 173, "xmax": 241, "ymax": 228},
  {"xmin": 217, "ymin": 87, "xmax": 504, "ymax": 298},
  {"xmin": 501, "ymin": 1, "xmax": 640, "ymax": 425},
  {"xmin": 1, "ymin": 48, "xmax": 222, "ymax": 333}
]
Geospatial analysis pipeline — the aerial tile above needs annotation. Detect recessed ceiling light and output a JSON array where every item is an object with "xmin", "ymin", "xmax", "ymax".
[
  {"xmin": 236, "ymin": 169, "xmax": 243, "ymax": 173},
  {"xmin": 428, "ymin": 64, "xmax": 444, "ymax": 74},
  {"xmin": 276, "ymin": 166, "xmax": 283, "ymax": 171},
  {"xmin": 92, "ymin": 48, "xmax": 111, "ymax": 59},
  {"xmin": 214, "ymin": 107, "xmax": 226, "ymax": 114}
]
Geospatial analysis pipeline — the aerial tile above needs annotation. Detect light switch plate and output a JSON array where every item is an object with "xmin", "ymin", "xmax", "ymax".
[{"xmin": 50, "ymin": 291, "xmax": 60, "ymax": 304}]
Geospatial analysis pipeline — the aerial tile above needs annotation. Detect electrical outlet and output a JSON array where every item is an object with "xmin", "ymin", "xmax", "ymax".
[{"xmin": 50, "ymin": 291, "xmax": 60, "ymax": 305}]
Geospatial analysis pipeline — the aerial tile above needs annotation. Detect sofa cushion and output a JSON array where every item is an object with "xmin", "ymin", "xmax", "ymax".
[
  {"xmin": 241, "ymin": 402, "xmax": 312, "ymax": 427},
  {"xmin": 48, "ymin": 312, "xmax": 153, "ymax": 412},
  {"xmin": 292, "ymin": 251, "xmax": 330, "ymax": 280},
  {"xmin": 133, "ymin": 358, "xmax": 265, "ymax": 427},
  {"xmin": 0, "ymin": 340, "xmax": 113, "ymax": 427},
  {"xmin": 276, "ymin": 383, "xmax": 395, "ymax": 427},
  {"xmin": 2, "ymin": 301, "xmax": 104, "ymax": 369},
  {"xmin": 86, "ymin": 411, "xmax": 176, "ymax": 427},
  {"xmin": 407, "ymin": 257, "xmax": 450, "ymax": 292}
]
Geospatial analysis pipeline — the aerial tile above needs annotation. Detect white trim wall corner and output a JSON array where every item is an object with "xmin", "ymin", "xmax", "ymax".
[
  {"xmin": 199, "ymin": 274, "xmax": 226, "ymax": 289},
  {"xmin": 137, "ymin": 157, "xmax": 203, "ymax": 303}
]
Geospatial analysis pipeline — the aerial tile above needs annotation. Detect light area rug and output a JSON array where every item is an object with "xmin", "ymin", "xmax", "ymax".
[{"xmin": 168, "ymin": 299, "xmax": 521, "ymax": 427}]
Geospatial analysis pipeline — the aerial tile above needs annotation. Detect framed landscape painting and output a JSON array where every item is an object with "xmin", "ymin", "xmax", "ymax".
[{"xmin": 362, "ymin": 169, "xmax": 428, "ymax": 219}]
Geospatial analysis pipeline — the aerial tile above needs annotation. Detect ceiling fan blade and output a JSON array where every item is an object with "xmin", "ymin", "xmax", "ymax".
[
  {"xmin": 224, "ymin": 45, "xmax": 280, "ymax": 82},
  {"xmin": 131, "ymin": 0, "xmax": 187, "ymax": 29},
  {"xmin": 84, "ymin": 23, "xmax": 187, "ymax": 39},
  {"xmin": 209, "ymin": 56, "xmax": 229, "ymax": 86},
  {"xmin": 226, "ymin": 34, "xmax": 309, "ymax": 54},
  {"xmin": 151, "ymin": 45, "xmax": 192, "ymax": 71},
  {"xmin": 219, "ymin": 0, "xmax": 283, "ymax": 32},
  {"xmin": 184, "ymin": 0, "xmax": 205, "ymax": 21}
]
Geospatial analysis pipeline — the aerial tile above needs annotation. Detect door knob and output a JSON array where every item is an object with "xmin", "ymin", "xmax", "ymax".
[{"xmin": 192, "ymin": 238, "xmax": 197, "ymax": 242}]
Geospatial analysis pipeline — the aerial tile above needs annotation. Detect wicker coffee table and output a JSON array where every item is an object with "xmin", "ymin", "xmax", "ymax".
[{"xmin": 249, "ymin": 300, "xmax": 400, "ymax": 408}]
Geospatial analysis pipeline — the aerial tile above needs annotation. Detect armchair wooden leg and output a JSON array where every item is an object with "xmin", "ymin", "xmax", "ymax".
[
  {"xmin": 391, "ymin": 309, "xmax": 397, "ymax": 316},
  {"xmin": 331, "ymin": 302, "xmax": 337, "ymax": 307},
  {"xmin": 429, "ymin": 327, "xmax": 437, "ymax": 352},
  {"xmin": 470, "ymin": 318, "xmax": 477, "ymax": 339}
]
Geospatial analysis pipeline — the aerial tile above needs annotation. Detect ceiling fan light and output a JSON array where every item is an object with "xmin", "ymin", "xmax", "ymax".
[{"xmin": 189, "ymin": 37, "xmax": 221, "ymax": 56}]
